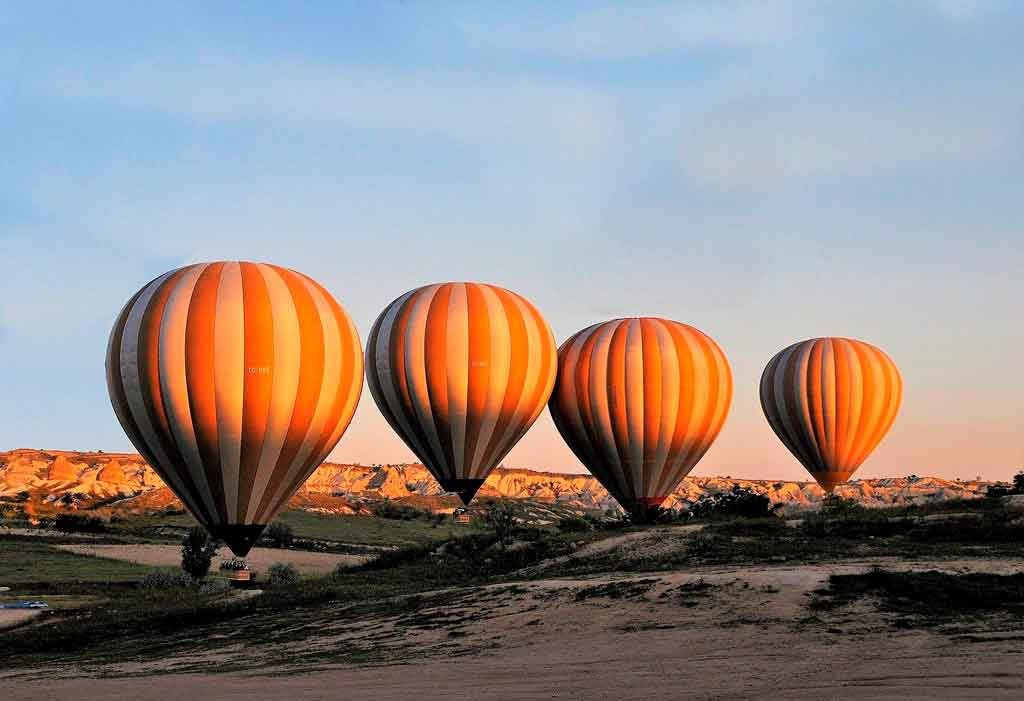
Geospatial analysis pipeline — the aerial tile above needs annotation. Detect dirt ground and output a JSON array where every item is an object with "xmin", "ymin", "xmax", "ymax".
[
  {"xmin": 5, "ymin": 557, "xmax": 1024, "ymax": 699},
  {"xmin": 0, "ymin": 610, "xmax": 42, "ymax": 631},
  {"xmin": 56, "ymin": 543, "xmax": 370, "ymax": 576}
]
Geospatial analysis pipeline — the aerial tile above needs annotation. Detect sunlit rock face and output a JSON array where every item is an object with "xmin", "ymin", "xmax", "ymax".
[{"xmin": 0, "ymin": 448, "xmax": 994, "ymax": 515}]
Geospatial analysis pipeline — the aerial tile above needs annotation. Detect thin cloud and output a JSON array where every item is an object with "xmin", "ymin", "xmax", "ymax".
[
  {"xmin": 681, "ymin": 95, "xmax": 1018, "ymax": 187},
  {"xmin": 34, "ymin": 53, "xmax": 624, "ymax": 162},
  {"xmin": 456, "ymin": 1, "xmax": 807, "ymax": 59}
]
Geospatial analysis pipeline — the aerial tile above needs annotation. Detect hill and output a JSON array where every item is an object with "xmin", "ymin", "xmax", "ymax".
[{"xmin": 0, "ymin": 448, "xmax": 993, "ymax": 517}]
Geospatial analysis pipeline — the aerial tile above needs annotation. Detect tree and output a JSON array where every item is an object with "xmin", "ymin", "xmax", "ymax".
[
  {"xmin": 264, "ymin": 522, "xmax": 295, "ymax": 548},
  {"xmin": 688, "ymin": 486, "xmax": 779, "ymax": 520},
  {"xmin": 1013, "ymin": 471, "xmax": 1024, "ymax": 495},
  {"xmin": 54, "ymin": 513, "xmax": 106, "ymax": 534},
  {"xmin": 481, "ymin": 500, "xmax": 517, "ymax": 545},
  {"xmin": 181, "ymin": 527, "xmax": 219, "ymax": 580}
]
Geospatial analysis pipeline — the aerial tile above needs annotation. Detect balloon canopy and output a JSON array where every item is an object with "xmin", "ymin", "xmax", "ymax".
[
  {"xmin": 106, "ymin": 262, "xmax": 363, "ymax": 556},
  {"xmin": 759, "ymin": 337, "xmax": 902, "ymax": 492},
  {"xmin": 548, "ymin": 318, "xmax": 733, "ymax": 511},
  {"xmin": 365, "ymin": 282, "xmax": 557, "ymax": 505}
]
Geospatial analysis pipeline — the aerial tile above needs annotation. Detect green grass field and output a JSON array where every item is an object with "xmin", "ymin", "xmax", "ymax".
[
  {"xmin": 273, "ymin": 509, "xmax": 474, "ymax": 545},
  {"xmin": 0, "ymin": 538, "xmax": 168, "ymax": 587}
]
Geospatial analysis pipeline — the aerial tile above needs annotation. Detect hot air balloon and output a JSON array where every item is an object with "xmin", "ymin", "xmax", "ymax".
[
  {"xmin": 759, "ymin": 337, "xmax": 902, "ymax": 492},
  {"xmin": 365, "ymin": 282, "xmax": 556, "ymax": 505},
  {"xmin": 106, "ymin": 262, "xmax": 363, "ymax": 556},
  {"xmin": 548, "ymin": 318, "xmax": 732, "ymax": 512}
]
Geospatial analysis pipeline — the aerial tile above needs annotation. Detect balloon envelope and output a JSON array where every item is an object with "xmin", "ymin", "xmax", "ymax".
[
  {"xmin": 106, "ymin": 262, "xmax": 363, "ymax": 555},
  {"xmin": 759, "ymin": 337, "xmax": 901, "ymax": 492},
  {"xmin": 548, "ymin": 318, "xmax": 733, "ymax": 511},
  {"xmin": 365, "ymin": 282, "xmax": 556, "ymax": 505}
]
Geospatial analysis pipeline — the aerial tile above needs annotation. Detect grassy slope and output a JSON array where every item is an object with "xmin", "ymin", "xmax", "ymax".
[{"xmin": 273, "ymin": 510, "xmax": 473, "ymax": 546}]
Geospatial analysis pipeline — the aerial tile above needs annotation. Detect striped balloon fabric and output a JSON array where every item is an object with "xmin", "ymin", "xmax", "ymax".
[
  {"xmin": 365, "ymin": 282, "xmax": 557, "ymax": 505},
  {"xmin": 548, "ymin": 318, "xmax": 733, "ymax": 511},
  {"xmin": 759, "ymin": 337, "xmax": 902, "ymax": 492},
  {"xmin": 106, "ymin": 262, "xmax": 363, "ymax": 555}
]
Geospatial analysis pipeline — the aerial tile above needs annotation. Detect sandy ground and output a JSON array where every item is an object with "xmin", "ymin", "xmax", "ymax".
[
  {"xmin": 0, "ymin": 610, "xmax": 42, "ymax": 631},
  {"xmin": 56, "ymin": 544, "xmax": 369, "ymax": 576},
  {"xmin": 5, "ymin": 557, "xmax": 1024, "ymax": 699}
]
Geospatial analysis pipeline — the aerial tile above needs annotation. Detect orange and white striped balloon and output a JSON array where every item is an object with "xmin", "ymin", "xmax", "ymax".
[
  {"xmin": 760, "ymin": 337, "xmax": 902, "ymax": 492},
  {"xmin": 106, "ymin": 262, "xmax": 363, "ymax": 555},
  {"xmin": 549, "ymin": 318, "xmax": 732, "ymax": 511},
  {"xmin": 365, "ymin": 282, "xmax": 556, "ymax": 505}
]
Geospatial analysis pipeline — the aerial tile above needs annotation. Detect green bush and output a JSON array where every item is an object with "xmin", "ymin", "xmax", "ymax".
[
  {"xmin": 557, "ymin": 515, "xmax": 593, "ymax": 532},
  {"xmin": 266, "ymin": 562, "xmax": 300, "ymax": 587}
]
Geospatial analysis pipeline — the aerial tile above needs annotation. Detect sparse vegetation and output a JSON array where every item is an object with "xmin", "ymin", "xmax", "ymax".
[
  {"xmin": 266, "ymin": 562, "xmax": 300, "ymax": 587},
  {"xmin": 574, "ymin": 578, "xmax": 658, "ymax": 601},
  {"xmin": 557, "ymin": 515, "xmax": 594, "ymax": 532},
  {"xmin": 625, "ymin": 503, "xmax": 684, "ymax": 525},
  {"xmin": 812, "ymin": 568, "xmax": 1024, "ymax": 620},
  {"xmin": 140, "ymin": 571, "xmax": 194, "ymax": 590},
  {"xmin": 373, "ymin": 498, "xmax": 431, "ymax": 521},
  {"xmin": 180, "ymin": 527, "xmax": 219, "ymax": 580}
]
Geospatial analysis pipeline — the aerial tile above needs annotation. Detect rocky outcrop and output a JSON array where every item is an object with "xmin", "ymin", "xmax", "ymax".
[{"xmin": 0, "ymin": 448, "xmax": 996, "ymax": 514}]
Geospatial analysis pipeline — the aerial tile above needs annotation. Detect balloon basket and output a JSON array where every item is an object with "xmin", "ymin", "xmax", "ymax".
[{"xmin": 228, "ymin": 571, "xmax": 253, "ymax": 589}]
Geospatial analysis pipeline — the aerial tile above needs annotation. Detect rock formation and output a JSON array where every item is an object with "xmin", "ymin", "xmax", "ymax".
[{"xmin": 0, "ymin": 448, "xmax": 996, "ymax": 517}]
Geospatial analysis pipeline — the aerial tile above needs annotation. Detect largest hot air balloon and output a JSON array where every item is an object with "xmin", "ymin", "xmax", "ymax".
[
  {"xmin": 106, "ymin": 262, "xmax": 363, "ymax": 556},
  {"xmin": 548, "ymin": 318, "xmax": 733, "ymax": 512},
  {"xmin": 365, "ymin": 282, "xmax": 556, "ymax": 505},
  {"xmin": 759, "ymin": 337, "xmax": 902, "ymax": 492}
]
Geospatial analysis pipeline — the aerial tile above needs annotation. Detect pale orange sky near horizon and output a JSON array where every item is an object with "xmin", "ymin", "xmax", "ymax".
[{"xmin": 322, "ymin": 333, "xmax": 1023, "ymax": 483}]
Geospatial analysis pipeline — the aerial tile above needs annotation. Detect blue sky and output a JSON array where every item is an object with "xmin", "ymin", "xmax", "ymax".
[{"xmin": 2, "ymin": 1, "xmax": 1022, "ymax": 480}]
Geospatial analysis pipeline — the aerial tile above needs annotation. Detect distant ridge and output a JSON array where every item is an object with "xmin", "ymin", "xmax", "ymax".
[{"xmin": 0, "ymin": 449, "xmax": 994, "ymax": 516}]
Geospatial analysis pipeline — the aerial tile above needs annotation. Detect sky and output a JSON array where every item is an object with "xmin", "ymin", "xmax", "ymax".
[{"xmin": 1, "ymin": 1, "xmax": 1022, "ymax": 481}]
